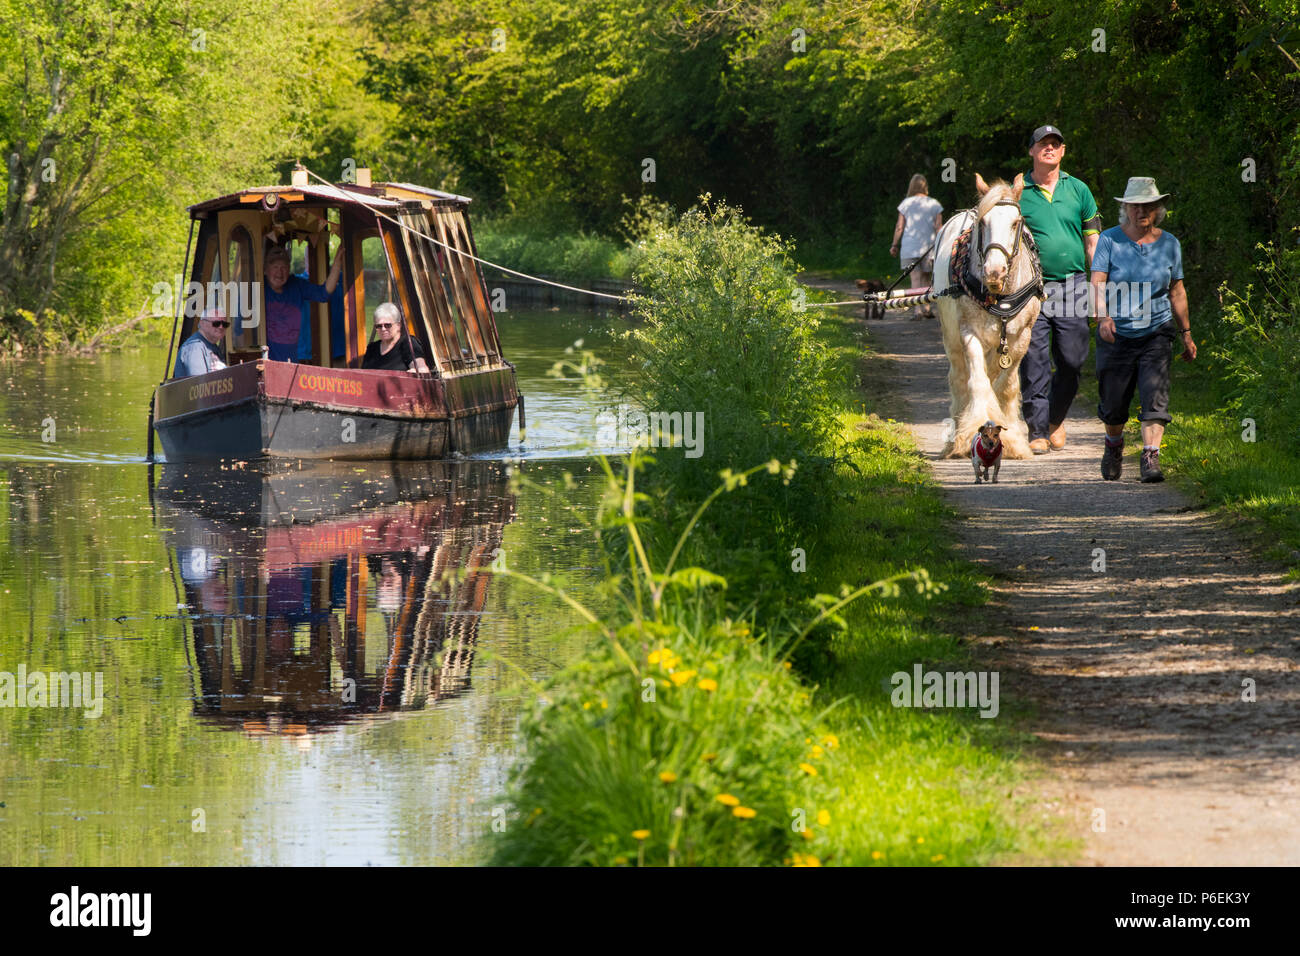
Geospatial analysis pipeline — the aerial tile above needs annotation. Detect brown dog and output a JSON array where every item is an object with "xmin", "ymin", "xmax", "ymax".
[
  {"xmin": 855, "ymin": 279, "xmax": 887, "ymax": 320},
  {"xmin": 971, "ymin": 421, "xmax": 1004, "ymax": 483}
]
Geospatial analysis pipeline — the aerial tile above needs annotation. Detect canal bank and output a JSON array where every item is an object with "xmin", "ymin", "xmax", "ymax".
[{"xmin": 483, "ymin": 281, "xmax": 1068, "ymax": 865}]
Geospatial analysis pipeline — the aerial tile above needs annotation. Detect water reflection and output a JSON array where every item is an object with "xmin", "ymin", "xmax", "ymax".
[{"xmin": 152, "ymin": 460, "xmax": 515, "ymax": 736}]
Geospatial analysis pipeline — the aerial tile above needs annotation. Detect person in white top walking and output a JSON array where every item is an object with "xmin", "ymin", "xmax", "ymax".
[{"xmin": 890, "ymin": 174, "xmax": 944, "ymax": 318}]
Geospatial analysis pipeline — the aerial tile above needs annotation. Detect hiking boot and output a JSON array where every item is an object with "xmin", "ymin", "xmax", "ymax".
[
  {"xmin": 1029, "ymin": 438, "xmax": 1051, "ymax": 455},
  {"xmin": 1140, "ymin": 448, "xmax": 1165, "ymax": 483},
  {"xmin": 1048, "ymin": 421, "xmax": 1067, "ymax": 450},
  {"xmin": 1101, "ymin": 441, "xmax": 1123, "ymax": 480}
]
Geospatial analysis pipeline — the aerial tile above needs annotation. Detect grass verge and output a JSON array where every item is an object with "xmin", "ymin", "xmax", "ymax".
[
  {"xmin": 486, "ymin": 314, "xmax": 1066, "ymax": 865},
  {"xmin": 1148, "ymin": 354, "xmax": 1300, "ymax": 572},
  {"xmin": 484, "ymin": 210, "xmax": 1067, "ymax": 866}
]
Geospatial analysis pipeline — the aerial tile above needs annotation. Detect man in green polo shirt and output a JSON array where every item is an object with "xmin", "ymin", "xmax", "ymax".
[{"xmin": 1019, "ymin": 124, "xmax": 1103, "ymax": 454}]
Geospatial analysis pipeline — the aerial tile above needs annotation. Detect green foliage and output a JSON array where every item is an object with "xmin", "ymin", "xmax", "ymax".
[
  {"xmin": 488, "ymin": 336, "xmax": 1053, "ymax": 865},
  {"xmin": 625, "ymin": 198, "xmax": 841, "ymax": 538},
  {"xmin": 0, "ymin": 0, "xmax": 384, "ymax": 349},
  {"xmin": 490, "ymin": 454, "xmax": 930, "ymax": 866},
  {"xmin": 473, "ymin": 216, "xmax": 634, "ymax": 281},
  {"xmin": 1213, "ymin": 242, "xmax": 1300, "ymax": 450},
  {"xmin": 357, "ymin": 0, "xmax": 1297, "ymax": 298}
]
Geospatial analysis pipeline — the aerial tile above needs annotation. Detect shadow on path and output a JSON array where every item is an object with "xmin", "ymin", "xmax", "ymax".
[{"xmin": 806, "ymin": 275, "xmax": 1300, "ymax": 865}]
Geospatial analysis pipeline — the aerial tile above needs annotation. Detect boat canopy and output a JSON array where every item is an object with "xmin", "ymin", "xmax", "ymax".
[{"xmin": 172, "ymin": 168, "xmax": 505, "ymax": 376}]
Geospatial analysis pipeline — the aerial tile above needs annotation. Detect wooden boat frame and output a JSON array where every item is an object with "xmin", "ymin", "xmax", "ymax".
[{"xmin": 152, "ymin": 168, "xmax": 520, "ymax": 461}]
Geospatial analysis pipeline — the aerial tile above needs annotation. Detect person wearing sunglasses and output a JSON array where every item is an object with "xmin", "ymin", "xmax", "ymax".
[
  {"xmin": 172, "ymin": 308, "xmax": 230, "ymax": 379},
  {"xmin": 1092, "ymin": 177, "xmax": 1193, "ymax": 483},
  {"xmin": 361, "ymin": 302, "xmax": 431, "ymax": 373}
]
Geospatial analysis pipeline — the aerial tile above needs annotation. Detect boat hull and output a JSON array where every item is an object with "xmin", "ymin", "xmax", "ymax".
[{"xmin": 153, "ymin": 360, "xmax": 517, "ymax": 461}]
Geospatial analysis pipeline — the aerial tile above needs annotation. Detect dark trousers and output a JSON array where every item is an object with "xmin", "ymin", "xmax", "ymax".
[
  {"xmin": 1096, "ymin": 322, "xmax": 1175, "ymax": 426},
  {"xmin": 1020, "ymin": 272, "xmax": 1091, "ymax": 440}
]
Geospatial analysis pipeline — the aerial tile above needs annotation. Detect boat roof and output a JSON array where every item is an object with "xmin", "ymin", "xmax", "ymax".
[{"xmin": 187, "ymin": 181, "xmax": 474, "ymax": 215}]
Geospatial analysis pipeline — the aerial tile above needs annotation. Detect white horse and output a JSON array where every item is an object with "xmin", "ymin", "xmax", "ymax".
[{"xmin": 931, "ymin": 174, "xmax": 1043, "ymax": 459}]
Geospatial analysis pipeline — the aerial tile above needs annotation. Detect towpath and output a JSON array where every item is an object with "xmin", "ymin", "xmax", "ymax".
[{"xmin": 808, "ymin": 277, "xmax": 1300, "ymax": 866}]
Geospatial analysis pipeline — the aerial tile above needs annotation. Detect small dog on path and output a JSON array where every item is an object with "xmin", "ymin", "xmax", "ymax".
[
  {"xmin": 855, "ymin": 279, "xmax": 887, "ymax": 320},
  {"xmin": 971, "ymin": 421, "xmax": 1004, "ymax": 483}
]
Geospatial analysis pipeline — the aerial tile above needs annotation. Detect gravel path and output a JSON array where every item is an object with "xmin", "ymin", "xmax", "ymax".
[{"xmin": 812, "ymin": 279, "xmax": 1300, "ymax": 866}]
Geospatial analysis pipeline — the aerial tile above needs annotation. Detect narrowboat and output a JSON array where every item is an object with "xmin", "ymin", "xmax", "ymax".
[{"xmin": 151, "ymin": 167, "xmax": 521, "ymax": 461}]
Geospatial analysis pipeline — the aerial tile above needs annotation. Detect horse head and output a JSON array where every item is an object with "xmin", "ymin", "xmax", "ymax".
[{"xmin": 973, "ymin": 173, "xmax": 1025, "ymax": 295}]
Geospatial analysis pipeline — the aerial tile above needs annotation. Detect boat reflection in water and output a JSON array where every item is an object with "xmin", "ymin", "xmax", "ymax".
[{"xmin": 152, "ymin": 460, "xmax": 515, "ymax": 737}]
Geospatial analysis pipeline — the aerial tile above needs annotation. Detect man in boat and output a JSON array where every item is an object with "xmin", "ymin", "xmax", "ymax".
[
  {"xmin": 264, "ymin": 242, "xmax": 344, "ymax": 362},
  {"xmin": 1018, "ymin": 124, "xmax": 1103, "ymax": 454},
  {"xmin": 172, "ymin": 308, "xmax": 230, "ymax": 378},
  {"xmin": 294, "ymin": 263, "xmax": 347, "ymax": 364},
  {"xmin": 362, "ymin": 302, "xmax": 431, "ymax": 373}
]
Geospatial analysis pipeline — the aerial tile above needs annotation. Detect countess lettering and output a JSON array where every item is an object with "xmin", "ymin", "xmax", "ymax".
[
  {"xmin": 187, "ymin": 377, "xmax": 235, "ymax": 401},
  {"xmin": 298, "ymin": 373, "xmax": 365, "ymax": 398}
]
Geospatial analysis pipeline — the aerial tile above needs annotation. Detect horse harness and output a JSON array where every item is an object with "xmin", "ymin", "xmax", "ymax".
[
  {"xmin": 949, "ymin": 202, "xmax": 1046, "ymax": 368},
  {"xmin": 864, "ymin": 200, "xmax": 1046, "ymax": 370}
]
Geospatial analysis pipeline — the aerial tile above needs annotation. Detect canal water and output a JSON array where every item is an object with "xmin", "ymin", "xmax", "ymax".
[{"xmin": 0, "ymin": 310, "xmax": 630, "ymax": 865}]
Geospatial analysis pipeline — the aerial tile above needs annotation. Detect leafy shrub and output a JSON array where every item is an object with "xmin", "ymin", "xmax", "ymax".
[
  {"xmin": 1214, "ymin": 243, "xmax": 1300, "ymax": 451},
  {"xmin": 489, "ymin": 455, "xmax": 926, "ymax": 866},
  {"xmin": 623, "ymin": 196, "xmax": 843, "ymax": 558}
]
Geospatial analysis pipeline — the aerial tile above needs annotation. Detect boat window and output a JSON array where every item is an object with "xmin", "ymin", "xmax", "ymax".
[
  {"xmin": 362, "ymin": 235, "xmax": 389, "ymax": 334},
  {"xmin": 226, "ymin": 225, "xmax": 255, "ymax": 349},
  {"xmin": 437, "ymin": 267, "xmax": 474, "ymax": 361}
]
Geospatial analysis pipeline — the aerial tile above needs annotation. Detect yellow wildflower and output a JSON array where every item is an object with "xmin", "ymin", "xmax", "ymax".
[
  {"xmin": 658, "ymin": 771, "xmax": 678, "ymax": 784},
  {"xmin": 582, "ymin": 701, "xmax": 591, "ymax": 710},
  {"xmin": 916, "ymin": 836, "xmax": 924, "ymax": 844},
  {"xmin": 871, "ymin": 850, "xmax": 884, "ymax": 860},
  {"xmin": 715, "ymin": 793, "xmax": 740, "ymax": 807},
  {"xmin": 701, "ymin": 752, "xmax": 718, "ymax": 762},
  {"xmin": 697, "ymin": 678, "xmax": 718, "ymax": 692},
  {"xmin": 799, "ymin": 763, "xmax": 818, "ymax": 776},
  {"xmin": 809, "ymin": 745, "xmax": 825, "ymax": 759},
  {"xmin": 790, "ymin": 853, "xmax": 822, "ymax": 868},
  {"xmin": 670, "ymin": 669, "xmax": 697, "ymax": 686},
  {"xmin": 783, "ymin": 661, "xmax": 792, "ymax": 669},
  {"xmin": 822, "ymin": 733, "xmax": 839, "ymax": 750},
  {"xmin": 817, "ymin": 810, "xmax": 831, "ymax": 826},
  {"xmin": 647, "ymin": 649, "xmax": 662, "ymax": 664},
  {"xmin": 732, "ymin": 806, "xmax": 757, "ymax": 819},
  {"xmin": 600, "ymin": 699, "xmax": 608, "ymax": 710},
  {"xmin": 800, "ymin": 828, "xmax": 814, "ymax": 841},
  {"xmin": 632, "ymin": 829, "xmax": 650, "ymax": 840},
  {"xmin": 930, "ymin": 854, "xmax": 945, "ymax": 862},
  {"xmin": 613, "ymin": 856, "xmax": 628, "ymax": 865}
]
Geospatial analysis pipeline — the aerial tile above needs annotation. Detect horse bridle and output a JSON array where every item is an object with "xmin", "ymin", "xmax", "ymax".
[
  {"xmin": 955, "ymin": 198, "xmax": 1044, "ymax": 370},
  {"xmin": 975, "ymin": 199, "xmax": 1025, "ymax": 263}
]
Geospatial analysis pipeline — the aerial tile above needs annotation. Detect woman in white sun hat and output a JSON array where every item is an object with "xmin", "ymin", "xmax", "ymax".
[{"xmin": 1089, "ymin": 177, "xmax": 1196, "ymax": 484}]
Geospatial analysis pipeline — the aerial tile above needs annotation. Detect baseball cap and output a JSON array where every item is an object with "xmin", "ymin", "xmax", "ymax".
[{"xmin": 1029, "ymin": 125, "xmax": 1065, "ymax": 147}]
